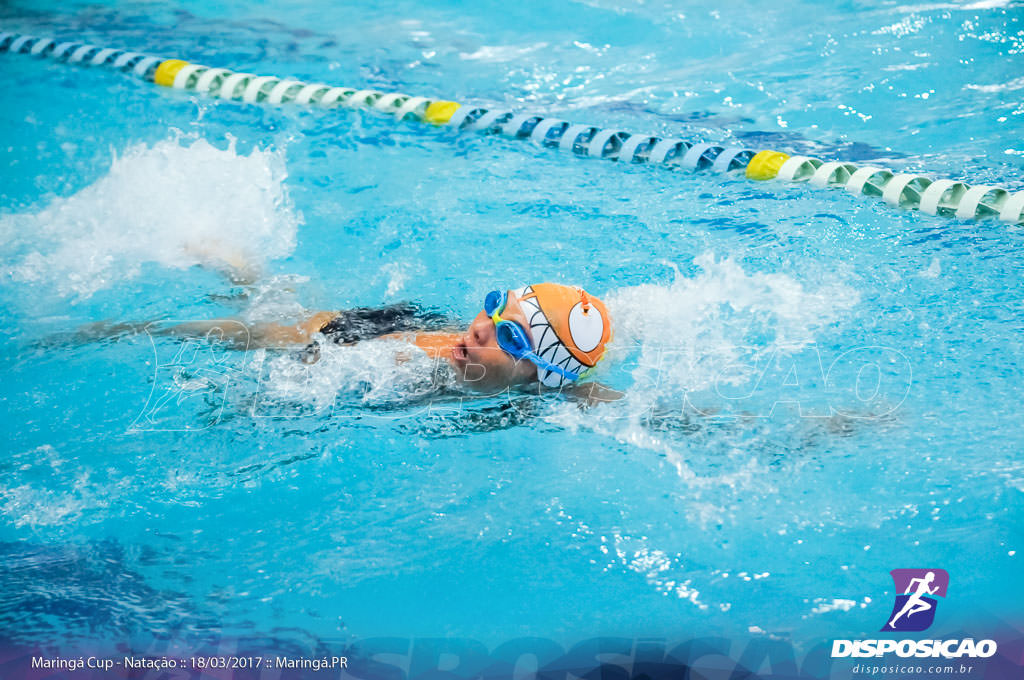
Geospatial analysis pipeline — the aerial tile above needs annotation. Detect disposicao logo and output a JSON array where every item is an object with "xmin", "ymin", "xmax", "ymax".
[
  {"xmin": 882, "ymin": 568, "xmax": 948, "ymax": 632},
  {"xmin": 831, "ymin": 568, "xmax": 997, "ymax": 659}
]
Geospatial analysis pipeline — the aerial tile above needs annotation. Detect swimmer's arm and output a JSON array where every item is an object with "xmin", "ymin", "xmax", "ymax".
[
  {"xmin": 243, "ymin": 311, "xmax": 337, "ymax": 347},
  {"xmin": 96, "ymin": 311, "xmax": 339, "ymax": 349}
]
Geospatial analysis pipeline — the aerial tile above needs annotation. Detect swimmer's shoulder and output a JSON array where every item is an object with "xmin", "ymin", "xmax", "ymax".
[{"xmin": 379, "ymin": 331, "xmax": 460, "ymax": 357}]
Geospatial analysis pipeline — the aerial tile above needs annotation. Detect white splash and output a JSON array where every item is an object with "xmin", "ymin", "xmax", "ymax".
[
  {"xmin": 604, "ymin": 252, "xmax": 859, "ymax": 394},
  {"xmin": 3, "ymin": 134, "xmax": 300, "ymax": 299},
  {"xmin": 253, "ymin": 338, "xmax": 454, "ymax": 413}
]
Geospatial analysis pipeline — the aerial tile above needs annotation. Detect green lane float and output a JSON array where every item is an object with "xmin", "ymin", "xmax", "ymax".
[{"xmin": 2, "ymin": 30, "xmax": 1021, "ymax": 225}]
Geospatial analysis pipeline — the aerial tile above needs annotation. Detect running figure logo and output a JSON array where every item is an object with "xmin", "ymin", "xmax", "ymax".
[{"xmin": 882, "ymin": 568, "xmax": 950, "ymax": 632}]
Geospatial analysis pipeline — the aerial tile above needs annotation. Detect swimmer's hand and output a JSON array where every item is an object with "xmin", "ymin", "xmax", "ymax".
[
  {"xmin": 184, "ymin": 239, "xmax": 261, "ymax": 285},
  {"xmin": 565, "ymin": 381, "xmax": 624, "ymax": 406}
]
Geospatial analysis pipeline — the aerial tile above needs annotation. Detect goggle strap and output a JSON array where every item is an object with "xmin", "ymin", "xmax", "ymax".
[{"xmin": 524, "ymin": 350, "xmax": 579, "ymax": 381}]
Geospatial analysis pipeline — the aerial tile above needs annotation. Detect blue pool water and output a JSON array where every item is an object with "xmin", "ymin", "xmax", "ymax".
[{"xmin": 1, "ymin": 0, "xmax": 1022, "ymax": 657}]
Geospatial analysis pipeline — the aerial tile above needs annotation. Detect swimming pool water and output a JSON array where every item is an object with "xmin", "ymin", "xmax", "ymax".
[{"xmin": 1, "ymin": 0, "xmax": 1022, "ymax": 659}]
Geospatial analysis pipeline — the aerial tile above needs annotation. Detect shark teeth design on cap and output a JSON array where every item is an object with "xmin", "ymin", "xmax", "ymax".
[{"xmin": 516, "ymin": 286, "xmax": 585, "ymax": 388}]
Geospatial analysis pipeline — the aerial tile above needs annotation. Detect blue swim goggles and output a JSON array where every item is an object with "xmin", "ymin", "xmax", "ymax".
[{"xmin": 484, "ymin": 289, "xmax": 579, "ymax": 382}]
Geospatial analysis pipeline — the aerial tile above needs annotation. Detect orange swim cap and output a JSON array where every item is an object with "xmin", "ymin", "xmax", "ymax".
[{"xmin": 515, "ymin": 283, "xmax": 613, "ymax": 387}]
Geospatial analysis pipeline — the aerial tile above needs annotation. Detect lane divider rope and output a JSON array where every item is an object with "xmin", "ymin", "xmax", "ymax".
[{"xmin": 2, "ymin": 30, "xmax": 1021, "ymax": 225}]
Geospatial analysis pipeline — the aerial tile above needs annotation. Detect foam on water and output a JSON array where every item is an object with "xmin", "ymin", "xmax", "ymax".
[
  {"xmin": 2, "ymin": 135, "xmax": 299, "ymax": 299},
  {"xmin": 0, "ymin": 444, "xmax": 121, "ymax": 531},
  {"xmin": 604, "ymin": 252, "xmax": 859, "ymax": 395},
  {"xmin": 254, "ymin": 338, "xmax": 457, "ymax": 413}
]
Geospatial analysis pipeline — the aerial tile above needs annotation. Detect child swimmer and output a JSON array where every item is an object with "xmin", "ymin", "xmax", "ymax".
[{"xmin": 157, "ymin": 283, "xmax": 617, "ymax": 396}]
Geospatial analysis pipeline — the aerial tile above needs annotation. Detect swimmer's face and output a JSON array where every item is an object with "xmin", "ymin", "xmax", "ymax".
[{"xmin": 450, "ymin": 289, "xmax": 537, "ymax": 390}]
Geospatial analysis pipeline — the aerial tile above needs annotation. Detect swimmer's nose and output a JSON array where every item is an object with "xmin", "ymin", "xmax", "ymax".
[{"xmin": 469, "ymin": 317, "xmax": 492, "ymax": 347}]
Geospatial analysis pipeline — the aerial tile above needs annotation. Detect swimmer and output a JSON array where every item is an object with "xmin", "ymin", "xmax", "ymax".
[
  {"xmin": 274, "ymin": 284, "xmax": 613, "ymax": 392},
  {"xmin": 85, "ymin": 282, "xmax": 621, "ymax": 400}
]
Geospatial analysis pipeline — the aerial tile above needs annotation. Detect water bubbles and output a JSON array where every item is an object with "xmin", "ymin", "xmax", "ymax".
[{"xmin": 2, "ymin": 134, "xmax": 299, "ymax": 299}]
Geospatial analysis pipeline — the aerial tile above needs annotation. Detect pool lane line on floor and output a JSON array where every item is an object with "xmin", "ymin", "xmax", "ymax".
[{"xmin": 3, "ymin": 30, "xmax": 1023, "ymax": 225}]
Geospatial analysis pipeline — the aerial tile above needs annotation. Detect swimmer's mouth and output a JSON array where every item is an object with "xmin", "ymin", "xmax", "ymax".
[{"xmin": 452, "ymin": 341, "xmax": 469, "ymax": 362}]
